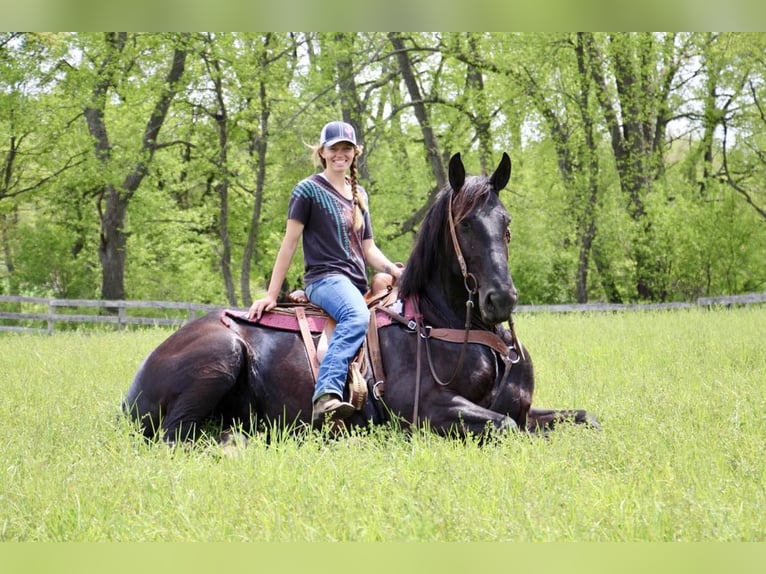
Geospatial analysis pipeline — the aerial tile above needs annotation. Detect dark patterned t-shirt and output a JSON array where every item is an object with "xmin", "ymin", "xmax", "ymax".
[{"xmin": 288, "ymin": 174, "xmax": 373, "ymax": 293}]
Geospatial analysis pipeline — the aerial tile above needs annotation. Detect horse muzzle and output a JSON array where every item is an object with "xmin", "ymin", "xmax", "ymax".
[{"xmin": 479, "ymin": 285, "xmax": 517, "ymax": 325}]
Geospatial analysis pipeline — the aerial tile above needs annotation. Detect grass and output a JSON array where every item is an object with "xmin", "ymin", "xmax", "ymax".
[{"xmin": 0, "ymin": 306, "xmax": 763, "ymax": 541}]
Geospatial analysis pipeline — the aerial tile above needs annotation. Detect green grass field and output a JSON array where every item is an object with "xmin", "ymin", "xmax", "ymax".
[{"xmin": 0, "ymin": 306, "xmax": 763, "ymax": 541}]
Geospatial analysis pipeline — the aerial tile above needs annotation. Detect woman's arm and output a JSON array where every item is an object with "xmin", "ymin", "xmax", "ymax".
[
  {"xmin": 248, "ymin": 219, "xmax": 304, "ymax": 320},
  {"xmin": 363, "ymin": 238, "xmax": 403, "ymax": 282}
]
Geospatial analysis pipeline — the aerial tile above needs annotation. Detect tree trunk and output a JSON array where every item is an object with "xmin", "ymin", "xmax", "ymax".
[
  {"xmin": 388, "ymin": 32, "xmax": 447, "ymax": 235},
  {"xmin": 333, "ymin": 33, "xmax": 371, "ymax": 182},
  {"xmin": 241, "ymin": 80, "xmax": 270, "ymax": 307},
  {"xmin": 84, "ymin": 33, "xmax": 187, "ymax": 303},
  {"xmin": 464, "ymin": 34, "xmax": 493, "ymax": 174},
  {"xmin": 204, "ymin": 44, "xmax": 237, "ymax": 306},
  {"xmin": 574, "ymin": 33, "xmax": 600, "ymax": 303},
  {"xmin": 97, "ymin": 185, "xmax": 128, "ymax": 300}
]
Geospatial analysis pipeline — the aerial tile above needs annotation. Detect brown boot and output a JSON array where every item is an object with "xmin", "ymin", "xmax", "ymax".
[{"xmin": 311, "ymin": 394, "xmax": 355, "ymax": 429}]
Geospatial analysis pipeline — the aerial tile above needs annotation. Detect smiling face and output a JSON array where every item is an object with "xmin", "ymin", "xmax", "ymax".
[{"xmin": 319, "ymin": 142, "xmax": 356, "ymax": 174}]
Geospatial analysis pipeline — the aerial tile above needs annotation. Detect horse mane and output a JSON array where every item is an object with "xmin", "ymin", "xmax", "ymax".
[{"xmin": 399, "ymin": 174, "xmax": 495, "ymax": 298}]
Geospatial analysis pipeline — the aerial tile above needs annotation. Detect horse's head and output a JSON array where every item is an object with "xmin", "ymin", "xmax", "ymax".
[
  {"xmin": 400, "ymin": 152, "xmax": 518, "ymax": 326},
  {"xmin": 446, "ymin": 152, "xmax": 517, "ymax": 325}
]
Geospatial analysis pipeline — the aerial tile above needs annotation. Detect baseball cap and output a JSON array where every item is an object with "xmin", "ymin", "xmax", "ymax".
[{"xmin": 320, "ymin": 121, "xmax": 357, "ymax": 147}]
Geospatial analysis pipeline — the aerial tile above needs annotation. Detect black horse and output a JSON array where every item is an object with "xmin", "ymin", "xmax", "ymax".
[{"xmin": 123, "ymin": 153, "xmax": 599, "ymax": 442}]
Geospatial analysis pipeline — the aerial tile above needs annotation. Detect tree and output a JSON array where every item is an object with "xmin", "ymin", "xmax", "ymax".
[
  {"xmin": 387, "ymin": 32, "xmax": 448, "ymax": 235},
  {"xmin": 513, "ymin": 33, "xmax": 611, "ymax": 303},
  {"xmin": 717, "ymin": 33, "xmax": 766, "ymax": 220},
  {"xmin": 238, "ymin": 32, "xmax": 294, "ymax": 307},
  {"xmin": 76, "ymin": 32, "xmax": 188, "ymax": 302},
  {"xmin": 1, "ymin": 32, "xmax": 764, "ymax": 305},
  {"xmin": 0, "ymin": 33, "xmax": 88, "ymax": 295},
  {"xmin": 585, "ymin": 32, "xmax": 685, "ymax": 301}
]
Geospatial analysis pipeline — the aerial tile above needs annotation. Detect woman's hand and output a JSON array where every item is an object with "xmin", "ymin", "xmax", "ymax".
[
  {"xmin": 390, "ymin": 262, "xmax": 404, "ymax": 284},
  {"xmin": 248, "ymin": 294, "xmax": 277, "ymax": 321}
]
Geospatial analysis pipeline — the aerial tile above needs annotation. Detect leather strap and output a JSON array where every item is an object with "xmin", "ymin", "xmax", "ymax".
[
  {"xmin": 366, "ymin": 307, "xmax": 387, "ymax": 398},
  {"xmin": 426, "ymin": 328, "xmax": 510, "ymax": 358},
  {"xmin": 295, "ymin": 306, "xmax": 319, "ymax": 383},
  {"xmin": 375, "ymin": 301, "xmax": 511, "ymax": 359}
]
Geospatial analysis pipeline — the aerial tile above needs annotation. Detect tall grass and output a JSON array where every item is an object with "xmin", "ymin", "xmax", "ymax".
[{"xmin": 0, "ymin": 307, "xmax": 763, "ymax": 541}]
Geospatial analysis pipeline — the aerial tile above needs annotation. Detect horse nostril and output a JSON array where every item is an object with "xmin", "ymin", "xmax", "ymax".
[{"xmin": 485, "ymin": 290, "xmax": 514, "ymax": 315}]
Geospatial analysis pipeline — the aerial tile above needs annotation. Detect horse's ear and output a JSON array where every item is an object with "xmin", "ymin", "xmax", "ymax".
[
  {"xmin": 448, "ymin": 153, "xmax": 465, "ymax": 193},
  {"xmin": 489, "ymin": 152, "xmax": 512, "ymax": 193}
]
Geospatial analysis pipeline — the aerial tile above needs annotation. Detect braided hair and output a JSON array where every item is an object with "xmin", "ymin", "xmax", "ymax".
[{"xmin": 348, "ymin": 153, "xmax": 367, "ymax": 230}]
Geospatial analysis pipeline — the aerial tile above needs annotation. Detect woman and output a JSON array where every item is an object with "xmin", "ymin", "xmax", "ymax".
[{"xmin": 248, "ymin": 120, "xmax": 402, "ymax": 428}]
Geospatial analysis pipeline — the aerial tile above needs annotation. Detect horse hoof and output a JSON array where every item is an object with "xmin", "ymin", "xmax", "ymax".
[
  {"xmin": 585, "ymin": 414, "xmax": 602, "ymax": 431},
  {"xmin": 500, "ymin": 416, "xmax": 519, "ymax": 432},
  {"xmin": 219, "ymin": 430, "xmax": 249, "ymax": 449}
]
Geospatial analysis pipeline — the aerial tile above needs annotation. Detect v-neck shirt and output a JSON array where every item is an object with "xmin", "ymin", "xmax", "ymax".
[{"xmin": 287, "ymin": 173, "xmax": 373, "ymax": 292}]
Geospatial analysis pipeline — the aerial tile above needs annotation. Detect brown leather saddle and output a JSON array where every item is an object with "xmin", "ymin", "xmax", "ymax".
[{"xmin": 221, "ymin": 273, "xmax": 399, "ymax": 410}]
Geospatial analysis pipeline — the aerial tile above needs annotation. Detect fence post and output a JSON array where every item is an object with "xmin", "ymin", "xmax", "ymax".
[{"xmin": 47, "ymin": 299, "xmax": 54, "ymax": 335}]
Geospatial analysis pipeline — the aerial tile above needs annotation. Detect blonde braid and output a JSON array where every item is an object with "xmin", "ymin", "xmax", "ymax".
[{"xmin": 350, "ymin": 152, "xmax": 367, "ymax": 230}]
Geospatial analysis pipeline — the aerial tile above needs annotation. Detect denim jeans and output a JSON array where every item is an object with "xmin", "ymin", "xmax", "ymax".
[{"xmin": 305, "ymin": 274, "xmax": 369, "ymax": 403}]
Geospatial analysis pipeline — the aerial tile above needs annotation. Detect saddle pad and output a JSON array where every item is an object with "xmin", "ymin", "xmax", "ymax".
[
  {"xmin": 221, "ymin": 308, "xmax": 329, "ymax": 333},
  {"xmin": 220, "ymin": 301, "xmax": 402, "ymax": 334}
]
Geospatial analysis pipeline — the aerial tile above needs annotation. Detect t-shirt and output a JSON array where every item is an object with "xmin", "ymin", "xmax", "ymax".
[{"xmin": 287, "ymin": 173, "xmax": 373, "ymax": 293}]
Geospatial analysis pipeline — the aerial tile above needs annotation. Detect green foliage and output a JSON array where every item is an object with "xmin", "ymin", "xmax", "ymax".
[
  {"xmin": 125, "ymin": 187, "xmax": 225, "ymax": 303},
  {"xmin": 11, "ymin": 218, "xmax": 99, "ymax": 298},
  {"xmin": 1, "ymin": 33, "xmax": 765, "ymax": 304}
]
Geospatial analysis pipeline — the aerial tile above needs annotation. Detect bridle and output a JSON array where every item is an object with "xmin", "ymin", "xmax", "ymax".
[
  {"xmin": 409, "ymin": 192, "xmax": 523, "ymax": 424},
  {"xmin": 420, "ymin": 194, "xmax": 479, "ymax": 387}
]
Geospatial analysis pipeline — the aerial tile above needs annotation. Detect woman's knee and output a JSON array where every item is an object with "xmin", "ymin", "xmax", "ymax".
[{"xmin": 343, "ymin": 305, "xmax": 370, "ymax": 334}]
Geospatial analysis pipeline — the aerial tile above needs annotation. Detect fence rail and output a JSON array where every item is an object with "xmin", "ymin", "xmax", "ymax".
[
  {"xmin": 0, "ymin": 295, "xmax": 223, "ymax": 334},
  {"xmin": 1, "ymin": 292, "xmax": 764, "ymax": 335},
  {"xmin": 516, "ymin": 291, "xmax": 766, "ymax": 314}
]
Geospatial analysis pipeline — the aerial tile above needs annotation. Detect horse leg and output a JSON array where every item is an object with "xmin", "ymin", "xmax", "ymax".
[
  {"xmin": 422, "ymin": 393, "xmax": 518, "ymax": 437},
  {"xmin": 526, "ymin": 407, "xmax": 601, "ymax": 433},
  {"xmin": 160, "ymin": 383, "xmax": 235, "ymax": 443}
]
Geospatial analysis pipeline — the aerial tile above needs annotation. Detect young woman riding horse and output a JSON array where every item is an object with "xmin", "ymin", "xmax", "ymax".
[{"xmin": 246, "ymin": 121, "xmax": 401, "ymax": 429}]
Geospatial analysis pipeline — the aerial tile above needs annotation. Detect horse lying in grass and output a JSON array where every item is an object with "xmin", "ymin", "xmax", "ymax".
[{"xmin": 123, "ymin": 152, "xmax": 599, "ymax": 442}]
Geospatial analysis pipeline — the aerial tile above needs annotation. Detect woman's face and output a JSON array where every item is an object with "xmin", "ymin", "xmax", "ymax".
[{"xmin": 321, "ymin": 142, "xmax": 355, "ymax": 173}]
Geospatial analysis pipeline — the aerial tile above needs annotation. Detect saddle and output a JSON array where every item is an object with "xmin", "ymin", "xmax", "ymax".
[{"xmin": 221, "ymin": 273, "xmax": 399, "ymax": 411}]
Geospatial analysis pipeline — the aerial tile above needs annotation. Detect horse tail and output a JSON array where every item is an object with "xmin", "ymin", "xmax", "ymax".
[{"xmin": 225, "ymin": 319, "xmax": 264, "ymax": 420}]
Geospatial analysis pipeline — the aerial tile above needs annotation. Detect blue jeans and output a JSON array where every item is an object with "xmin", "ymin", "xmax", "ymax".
[{"xmin": 305, "ymin": 274, "xmax": 369, "ymax": 403}]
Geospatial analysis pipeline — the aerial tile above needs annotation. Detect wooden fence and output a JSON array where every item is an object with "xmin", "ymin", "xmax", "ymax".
[
  {"xmin": 0, "ymin": 292, "xmax": 764, "ymax": 335},
  {"xmin": 0, "ymin": 295, "xmax": 223, "ymax": 335},
  {"xmin": 515, "ymin": 291, "xmax": 766, "ymax": 314}
]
